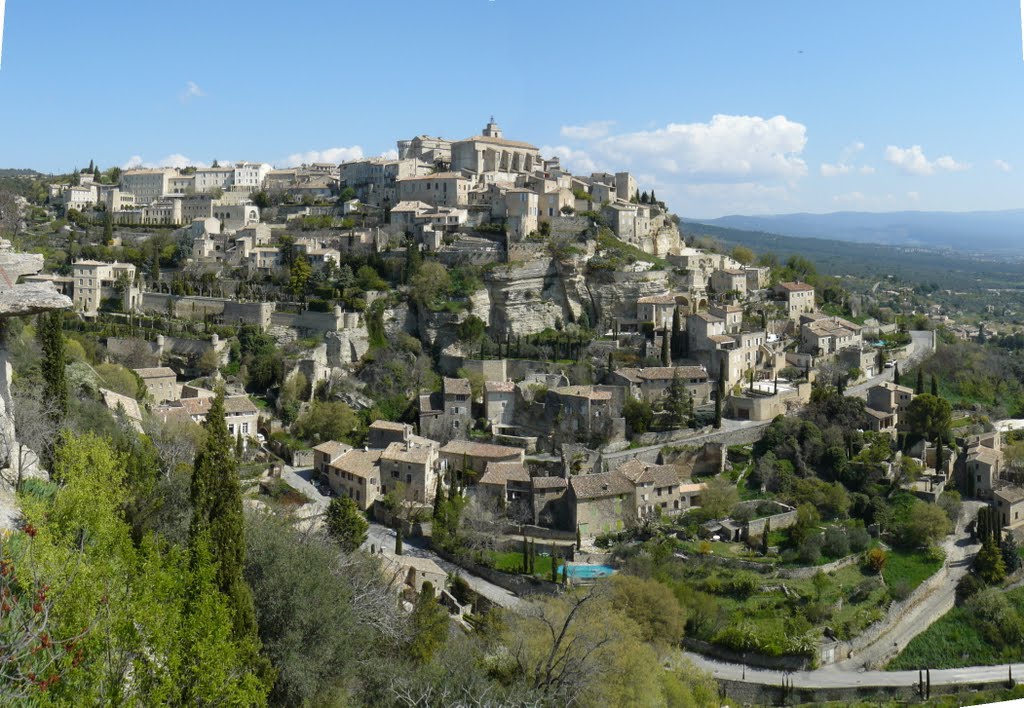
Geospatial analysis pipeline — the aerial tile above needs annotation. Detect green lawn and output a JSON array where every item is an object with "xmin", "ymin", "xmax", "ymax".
[
  {"xmin": 489, "ymin": 550, "xmax": 561, "ymax": 579},
  {"xmin": 882, "ymin": 548, "xmax": 944, "ymax": 591},
  {"xmin": 888, "ymin": 586, "xmax": 1024, "ymax": 669}
]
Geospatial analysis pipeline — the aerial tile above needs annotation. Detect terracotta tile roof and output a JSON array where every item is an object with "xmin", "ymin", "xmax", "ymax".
[
  {"xmin": 381, "ymin": 442, "xmax": 434, "ymax": 465},
  {"xmin": 777, "ymin": 281, "xmax": 814, "ymax": 292},
  {"xmin": 313, "ymin": 440, "xmax": 353, "ymax": 458},
  {"xmin": 634, "ymin": 366, "xmax": 708, "ymax": 382},
  {"xmin": 370, "ymin": 420, "xmax": 409, "ymax": 432},
  {"xmin": 485, "ymin": 381, "xmax": 515, "ymax": 393},
  {"xmin": 552, "ymin": 386, "xmax": 612, "ymax": 401},
  {"xmin": 455, "ymin": 135, "xmax": 538, "ymax": 150},
  {"xmin": 570, "ymin": 471, "xmax": 634, "ymax": 500},
  {"xmin": 133, "ymin": 367, "xmax": 176, "ymax": 379},
  {"xmin": 995, "ymin": 485, "xmax": 1024, "ymax": 504},
  {"xmin": 636, "ymin": 293, "xmax": 676, "ymax": 305},
  {"xmin": 439, "ymin": 440, "xmax": 524, "ymax": 460},
  {"xmin": 532, "ymin": 476, "xmax": 568, "ymax": 490},
  {"xmin": 443, "ymin": 377, "xmax": 472, "ymax": 396},
  {"xmin": 479, "ymin": 461, "xmax": 530, "ymax": 486},
  {"xmin": 616, "ymin": 460, "xmax": 683, "ymax": 487},
  {"xmin": 329, "ymin": 449, "xmax": 382, "ymax": 479}
]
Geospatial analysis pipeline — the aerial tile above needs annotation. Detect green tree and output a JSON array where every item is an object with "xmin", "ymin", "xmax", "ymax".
[
  {"xmin": 103, "ymin": 209, "xmax": 114, "ymax": 245},
  {"xmin": 699, "ymin": 477, "xmax": 739, "ymax": 520},
  {"xmin": 975, "ymin": 538, "xmax": 1007, "ymax": 585},
  {"xmin": 915, "ymin": 368, "xmax": 925, "ymax": 395},
  {"xmin": 288, "ymin": 255, "xmax": 312, "ymax": 300},
  {"xmin": 38, "ymin": 310, "xmax": 68, "ymax": 426},
  {"xmin": 292, "ymin": 400, "xmax": 359, "ymax": 445},
  {"xmin": 930, "ymin": 374, "xmax": 938, "ymax": 397},
  {"xmin": 903, "ymin": 394, "xmax": 952, "ymax": 444},
  {"xmin": 409, "ymin": 261, "xmax": 451, "ymax": 309},
  {"xmin": 899, "ymin": 501, "xmax": 952, "ymax": 548},
  {"xmin": 408, "ymin": 582, "xmax": 449, "ymax": 663},
  {"xmin": 187, "ymin": 390, "xmax": 264, "ymax": 662},
  {"xmin": 404, "ymin": 242, "xmax": 422, "ymax": 283},
  {"xmin": 665, "ymin": 369, "xmax": 693, "ymax": 429},
  {"xmin": 661, "ymin": 327, "xmax": 670, "ymax": 366},
  {"xmin": 324, "ymin": 496, "xmax": 369, "ymax": 552},
  {"xmin": 623, "ymin": 397, "xmax": 653, "ymax": 435}
]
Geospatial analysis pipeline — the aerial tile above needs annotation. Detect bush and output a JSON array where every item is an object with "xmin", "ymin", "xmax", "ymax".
[
  {"xmin": 848, "ymin": 525, "xmax": 871, "ymax": 553},
  {"xmin": 798, "ymin": 535, "xmax": 823, "ymax": 565},
  {"xmin": 890, "ymin": 580, "xmax": 913, "ymax": 602},
  {"xmin": 822, "ymin": 526, "xmax": 850, "ymax": 559},
  {"xmin": 865, "ymin": 547, "xmax": 887, "ymax": 574}
]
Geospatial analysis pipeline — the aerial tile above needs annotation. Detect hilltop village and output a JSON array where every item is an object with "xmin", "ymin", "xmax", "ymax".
[{"xmin": 2, "ymin": 119, "xmax": 1023, "ymax": 705}]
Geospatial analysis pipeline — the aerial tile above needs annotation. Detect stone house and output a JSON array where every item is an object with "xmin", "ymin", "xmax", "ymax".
[
  {"xmin": 635, "ymin": 294, "xmax": 676, "ymax": 331},
  {"xmin": 450, "ymin": 119, "xmax": 541, "ymax": 178},
  {"xmin": 775, "ymin": 282, "xmax": 816, "ymax": 320},
  {"xmin": 484, "ymin": 381, "xmax": 516, "ymax": 428},
  {"xmin": 325, "ymin": 448, "xmax": 383, "ymax": 510},
  {"xmin": 133, "ymin": 366, "xmax": 179, "ymax": 403},
  {"xmin": 438, "ymin": 439, "xmax": 525, "ymax": 482},
  {"xmin": 532, "ymin": 476, "xmax": 568, "ymax": 527},
  {"xmin": 995, "ymin": 486, "xmax": 1024, "ymax": 540},
  {"xmin": 396, "ymin": 172, "xmax": 470, "ymax": 208},
  {"xmin": 616, "ymin": 459, "xmax": 705, "ymax": 519},
  {"xmin": 419, "ymin": 377, "xmax": 472, "ymax": 444},
  {"xmin": 546, "ymin": 385, "xmax": 624, "ymax": 445},
  {"xmin": 609, "ymin": 365, "xmax": 712, "ymax": 406},
  {"xmin": 709, "ymin": 269, "xmax": 748, "ymax": 298},
  {"xmin": 72, "ymin": 260, "xmax": 137, "ymax": 314},
  {"xmin": 475, "ymin": 460, "xmax": 531, "ymax": 513},
  {"xmin": 800, "ymin": 314, "xmax": 863, "ymax": 355},
  {"xmin": 379, "ymin": 438, "xmax": 439, "ymax": 504},
  {"xmin": 313, "ymin": 440, "xmax": 354, "ymax": 477},
  {"xmin": 569, "ymin": 471, "xmax": 636, "ymax": 539},
  {"xmin": 968, "ymin": 446, "xmax": 1004, "ymax": 499},
  {"xmin": 708, "ymin": 304, "xmax": 743, "ymax": 334},
  {"xmin": 368, "ymin": 420, "xmax": 414, "ymax": 450},
  {"xmin": 866, "ymin": 382, "xmax": 914, "ymax": 428},
  {"xmin": 744, "ymin": 266, "xmax": 771, "ymax": 291}
]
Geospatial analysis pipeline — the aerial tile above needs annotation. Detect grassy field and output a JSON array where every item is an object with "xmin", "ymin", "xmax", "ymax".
[
  {"xmin": 882, "ymin": 548, "xmax": 944, "ymax": 591},
  {"xmin": 888, "ymin": 586, "xmax": 1024, "ymax": 669},
  {"xmin": 489, "ymin": 550, "xmax": 561, "ymax": 579}
]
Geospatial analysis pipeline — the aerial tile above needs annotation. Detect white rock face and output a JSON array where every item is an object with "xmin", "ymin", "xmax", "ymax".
[
  {"xmin": 326, "ymin": 328, "xmax": 370, "ymax": 366},
  {"xmin": 486, "ymin": 259, "xmax": 574, "ymax": 336}
]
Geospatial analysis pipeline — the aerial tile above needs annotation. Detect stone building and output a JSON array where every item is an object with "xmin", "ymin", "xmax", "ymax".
[{"xmin": 450, "ymin": 119, "xmax": 541, "ymax": 179}]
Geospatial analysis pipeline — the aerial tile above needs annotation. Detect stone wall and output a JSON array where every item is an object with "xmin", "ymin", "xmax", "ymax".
[
  {"xmin": 432, "ymin": 546, "xmax": 562, "ymax": 597},
  {"xmin": 819, "ymin": 564, "xmax": 951, "ymax": 667},
  {"xmin": 716, "ymin": 676, "xmax": 1005, "ymax": 706},
  {"xmin": 746, "ymin": 509, "xmax": 799, "ymax": 538},
  {"xmin": 683, "ymin": 638, "xmax": 813, "ymax": 671},
  {"xmin": 141, "ymin": 293, "xmax": 274, "ymax": 329},
  {"xmin": 600, "ymin": 421, "xmax": 771, "ymax": 471}
]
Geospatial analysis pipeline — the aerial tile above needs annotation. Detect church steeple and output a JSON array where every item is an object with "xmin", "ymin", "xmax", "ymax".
[{"xmin": 482, "ymin": 117, "xmax": 502, "ymax": 139}]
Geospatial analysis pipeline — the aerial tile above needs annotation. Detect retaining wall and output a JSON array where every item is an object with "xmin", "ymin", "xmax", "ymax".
[{"xmin": 717, "ymin": 676, "xmax": 1010, "ymax": 706}]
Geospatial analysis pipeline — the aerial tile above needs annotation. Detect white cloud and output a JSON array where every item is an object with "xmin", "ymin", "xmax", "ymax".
[
  {"xmin": 832, "ymin": 191, "xmax": 866, "ymax": 204},
  {"xmin": 994, "ymin": 159, "xmax": 1012, "ymax": 172},
  {"xmin": 884, "ymin": 145, "xmax": 969, "ymax": 176},
  {"xmin": 906, "ymin": 191, "xmax": 920, "ymax": 201},
  {"xmin": 560, "ymin": 120, "xmax": 616, "ymax": 141},
  {"xmin": 121, "ymin": 154, "xmax": 208, "ymax": 169},
  {"xmin": 540, "ymin": 145, "xmax": 597, "ymax": 174},
  {"xmin": 180, "ymin": 81, "xmax": 205, "ymax": 103},
  {"xmin": 582, "ymin": 115, "xmax": 808, "ymax": 181},
  {"xmin": 821, "ymin": 142, "xmax": 874, "ymax": 177},
  {"xmin": 280, "ymin": 146, "xmax": 365, "ymax": 167},
  {"xmin": 381, "ymin": 149, "xmax": 399, "ymax": 160},
  {"xmin": 820, "ymin": 162, "xmax": 852, "ymax": 177}
]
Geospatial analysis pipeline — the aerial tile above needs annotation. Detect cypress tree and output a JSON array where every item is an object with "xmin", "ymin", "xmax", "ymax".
[
  {"xmin": 661, "ymin": 327, "xmax": 671, "ymax": 366},
  {"xmin": 188, "ymin": 390, "xmax": 259, "ymax": 645},
  {"xmin": 432, "ymin": 476, "xmax": 444, "ymax": 518},
  {"xmin": 607, "ymin": 351, "xmax": 614, "ymax": 374},
  {"xmin": 38, "ymin": 310, "xmax": 68, "ymax": 425},
  {"xmin": 575, "ymin": 525, "xmax": 581, "ymax": 550},
  {"xmin": 761, "ymin": 518, "xmax": 771, "ymax": 555},
  {"xmin": 551, "ymin": 552, "xmax": 559, "ymax": 582},
  {"xmin": 916, "ymin": 369, "xmax": 924, "ymax": 395},
  {"xmin": 935, "ymin": 438, "xmax": 944, "ymax": 472},
  {"xmin": 714, "ymin": 360, "xmax": 725, "ymax": 429},
  {"xmin": 395, "ymin": 526, "xmax": 404, "ymax": 555},
  {"xmin": 103, "ymin": 209, "xmax": 114, "ymax": 245},
  {"xmin": 671, "ymin": 306, "xmax": 682, "ymax": 358},
  {"xmin": 893, "ymin": 361, "xmax": 900, "ymax": 384},
  {"xmin": 931, "ymin": 374, "xmax": 938, "ymax": 397}
]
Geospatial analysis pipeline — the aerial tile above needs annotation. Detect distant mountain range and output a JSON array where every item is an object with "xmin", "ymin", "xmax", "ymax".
[{"xmin": 686, "ymin": 210, "xmax": 1024, "ymax": 255}]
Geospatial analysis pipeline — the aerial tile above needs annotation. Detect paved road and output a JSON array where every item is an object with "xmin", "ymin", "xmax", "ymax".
[
  {"xmin": 847, "ymin": 330, "xmax": 934, "ymax": 398},
  {"xmin": 687, "ymin": 500, "xmax": 987, "ymax": 690},
  {"xmin": 687, "ymin": 653, "xmax": 1024, "ymax": 690},
  {"xmin": 364, "ymin": 522, "xmax": 525, "ymax": 610}
]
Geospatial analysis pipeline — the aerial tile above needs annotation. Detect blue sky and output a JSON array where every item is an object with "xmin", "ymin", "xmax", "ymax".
[{"xmin": 1, "ymin": 0, "xmax": 1022, "ymax": 218}]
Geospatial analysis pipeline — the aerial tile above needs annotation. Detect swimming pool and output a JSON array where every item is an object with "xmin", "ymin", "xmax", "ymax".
[{"xmin": 566, "ymin": 564, "xmax": 615, "ymax": 580}]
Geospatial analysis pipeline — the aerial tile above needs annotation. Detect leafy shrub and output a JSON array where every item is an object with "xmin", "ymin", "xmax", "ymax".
[
  {"xmin": 890, "ymin": 580, "xmax": 913, "ymax": 602},
  {"xmin": 822, "ymin": 526, "xmax": 850, "ymax": 559},
  {"xmin": 848, "ymin": 525, "xmax": 871, "ymax": 553}
]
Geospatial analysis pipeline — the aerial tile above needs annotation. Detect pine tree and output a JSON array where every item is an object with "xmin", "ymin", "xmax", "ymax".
[
  {"xmin": 187, "ymin": 390, "xmax": 260, "ymax": 648},
  {"xmin": 38, "ymin": 310, "xmax": 68, "ymax": 425},
  {"xmin": 931, "ymin": 374, "xmax": 938, "ymax": 397},
  {"xmin": 916, "ymin": 369, "xmax": 925, "ymax": 395},
  {"xmin": 325, "ymin": 496, "xmax": 369, "ymax": 552}
]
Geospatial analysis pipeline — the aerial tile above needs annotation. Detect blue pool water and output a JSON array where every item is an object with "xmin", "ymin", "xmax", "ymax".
[{"xmin": 566, "ymin": 564, "xmax": 615, "ymax": 579}]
